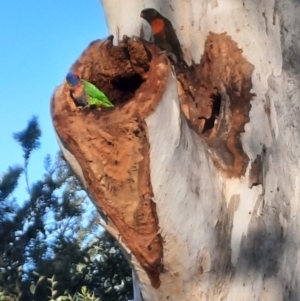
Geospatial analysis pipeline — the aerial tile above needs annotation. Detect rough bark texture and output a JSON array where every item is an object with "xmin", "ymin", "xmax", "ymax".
[
  {"xmin": 51, "ymin": 0, "xmax": 300, "ymax": 300},
  {"xmin": 177, "ymin": 33, "xmax": 254, "ymax": 177},
  {"xmin": 52, "ymin": 37, "xmax": 171, "ymax": 288}
]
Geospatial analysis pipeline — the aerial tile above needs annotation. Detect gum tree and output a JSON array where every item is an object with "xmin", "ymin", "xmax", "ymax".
[{"xmin": 51, "ymin": 0, "xmax": 300, "ymax": 300}]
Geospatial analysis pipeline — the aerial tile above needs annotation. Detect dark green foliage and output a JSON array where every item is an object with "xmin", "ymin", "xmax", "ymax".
[
  {"xmin": 13, "ymin": 116, "xmax": 41, "ymax": 163},
  {"xmin": 90, "ymin": 232, "xmax": 133, "ymax": 301},
  {"xmin": 13, "ymin": 115, "xmax": 41, "ymax": 189},
  {"xmin": 0, "ymin": 118, "xmax": 133, "ymax": 300},
  {"xmin": 0, "ymin": 166, "xmax": 23, "ymax": 200}
]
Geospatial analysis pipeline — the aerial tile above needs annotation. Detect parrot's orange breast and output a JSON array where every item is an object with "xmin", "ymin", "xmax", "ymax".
[{"xmin": 150, "ymin": 18, "xmax": 165, "ymax": 35}]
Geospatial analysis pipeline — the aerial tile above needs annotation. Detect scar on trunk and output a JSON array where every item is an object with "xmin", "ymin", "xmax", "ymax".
[
  {"xmin": 51, "ymin": 36, "xmax": 170, "ymax": 288},
  {"xmin": 177, "ymin": 33, "xmax": 255, "ymax": 177},
  {"xmin": 51, "ymin": 31, "xmax": 254, "ymax": 289}
]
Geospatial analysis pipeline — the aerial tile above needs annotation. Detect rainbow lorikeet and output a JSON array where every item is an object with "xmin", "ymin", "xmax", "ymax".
[
  {"xmin": 66, "ymin": 71, "xmax": 114, "ymax": 108},
  {"xmin": 140, "ymin": 8, "xmax": 186, "ymax": 66}
]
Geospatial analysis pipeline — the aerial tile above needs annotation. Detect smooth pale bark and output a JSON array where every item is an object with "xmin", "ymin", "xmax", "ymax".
[
  {"xmin": 101, "ymin": 0, "xmax": 300, "ymax": 300},
  {"xmin": 53, "ymin": 0, "xmax": 300, "ymax": 300}
]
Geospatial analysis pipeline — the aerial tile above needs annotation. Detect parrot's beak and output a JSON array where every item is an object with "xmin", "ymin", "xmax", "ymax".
[{"xmin": 74, "ymin": 72, "xmax": 81, "ymax": 79}]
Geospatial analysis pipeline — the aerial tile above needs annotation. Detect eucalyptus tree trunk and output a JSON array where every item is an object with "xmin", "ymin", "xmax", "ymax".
[{"xmin": 51, "ymin": 0, "xmax": 300, "ymax": 300}]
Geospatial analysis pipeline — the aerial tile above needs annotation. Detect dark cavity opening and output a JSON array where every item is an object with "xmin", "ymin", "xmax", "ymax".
[
  {"xmin": 202, "ymin": 92, "xmax": 221, "ymax": 134},
  {"xmin": 109, "ymin": 74, "xmax": 144, "ymax": 105},
  {"xmin": 112, "ymin": 74, "xmax": 144, "ymax": 93}
]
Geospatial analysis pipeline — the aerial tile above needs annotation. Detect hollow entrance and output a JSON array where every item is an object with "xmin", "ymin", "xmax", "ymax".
[
  {"xmin": 177, "ymin": 33, "xmax": 254, "ymax": 177},
  {"xmin": 202, "ymin": 92, "xmax": 222, "ymax": 134},
  {"xmin": 110, "ymin": 73, "xmax": 145, "ymax": 105},
  {"xmin": 69, "ymin": 36, "xmax": 152, "ymax": 108}
]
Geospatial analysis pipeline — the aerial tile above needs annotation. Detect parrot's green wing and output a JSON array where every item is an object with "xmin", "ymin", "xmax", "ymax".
[
  {"xmin": 81, "ymin": 79, "xmax": 114, "ymax": 107},
  {"xmin": 88, "ymin": 97, "xmax": 114, "ymax": 107}
]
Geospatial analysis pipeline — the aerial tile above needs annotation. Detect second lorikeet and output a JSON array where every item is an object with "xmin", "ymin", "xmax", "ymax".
[
  {"xmin": 66, "ymin": 71, "xmax": 114, "ymax": 108},
  {"xmin": 140, "ymin": 8, "xmax": 186, "ymax": 66}
]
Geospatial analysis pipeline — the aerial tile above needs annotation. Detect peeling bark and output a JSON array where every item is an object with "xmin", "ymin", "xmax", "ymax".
[
  {"xmin": 52, "ymin": 37, "xmax": 171, "ymax": 288},
  {"xmin": 177, "ymin": 33, "xmax": 254, "ymax": 177}
]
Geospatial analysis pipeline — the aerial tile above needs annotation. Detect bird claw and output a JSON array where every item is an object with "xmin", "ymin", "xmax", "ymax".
[
  {"xmin": 73, "ymin": 106, "xmax": 83, "ymax": 113},
  {"xmin": 122, "ymin": 35, "xmax": 130, "ymax": 42},
  {"xmin": 158, "ymin": 51, "xmax": 178, "ymax": 65},
  {"xmin": 132, "ymin": 35, "xmax": 140, "ymax": 41},
  {"xmin": 88, "ymin": 105, "xmax": 102, "ymax": 111}
]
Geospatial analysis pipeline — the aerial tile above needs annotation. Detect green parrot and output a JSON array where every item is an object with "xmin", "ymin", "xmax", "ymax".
[{"xmin": 66, "ymin": 71, "xmax": 114, "ymax": 108}]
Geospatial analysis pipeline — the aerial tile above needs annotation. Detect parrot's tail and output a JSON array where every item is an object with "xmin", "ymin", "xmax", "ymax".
[{"xmin": 102, "ymin": 102, "xmax": 114, "ymax": 108}]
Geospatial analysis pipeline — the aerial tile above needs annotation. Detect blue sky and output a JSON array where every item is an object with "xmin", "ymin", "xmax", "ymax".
[{"xmin": 0, "ymin": 1, "xmax": 108, "ymax": 199}]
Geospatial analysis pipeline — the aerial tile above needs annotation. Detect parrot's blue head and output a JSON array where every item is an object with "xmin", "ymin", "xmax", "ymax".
[{"xmin": 66, "ymin": 71, "xmax": 80, "ymax": 86}]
